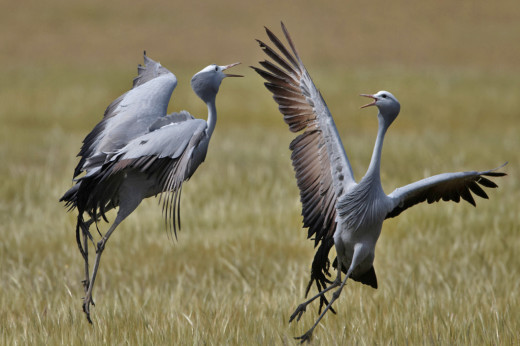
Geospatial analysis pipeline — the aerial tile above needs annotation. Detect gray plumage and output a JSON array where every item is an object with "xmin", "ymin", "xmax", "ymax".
[
  {"xmin": 60, "ymin": 52, "xmax": 241, "ymax": 323},
  {"xmin": 252, "ymin": 23, "xmax": 506, "ymax": 342}
]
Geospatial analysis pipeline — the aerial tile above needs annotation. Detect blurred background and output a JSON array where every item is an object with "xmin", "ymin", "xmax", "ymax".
[{"xmin": 1, "ymin": 0, "xmax": 519, "ymax": 344}]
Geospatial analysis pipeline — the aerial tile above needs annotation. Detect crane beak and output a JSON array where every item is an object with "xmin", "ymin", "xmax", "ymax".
[
  {"xmin": 360, "ymin": 94, "xmax": 378, "ymax": 109},
  {"xmin": 221, "ymin": 62, "xmax": 243, "ymax": 77}
]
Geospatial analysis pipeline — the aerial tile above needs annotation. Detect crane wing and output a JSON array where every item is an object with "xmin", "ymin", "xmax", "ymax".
[
  {"xmin": 74, "ymin": 52, "xmax": 178, "ymax": 178},
  {"xmin": 80, "ymin": 117, "xmax": 208, "ymax": 238},
  {"xmin": 108, "ymin": 117, "xmax": 206, "ymax": 164},
  {"xmin": 252, "ymin": 23, "xmax": 357, "ymax": 300},
  {"xmin": 386, "ymin": 164, "xmax": 507, "ymax": 219}
]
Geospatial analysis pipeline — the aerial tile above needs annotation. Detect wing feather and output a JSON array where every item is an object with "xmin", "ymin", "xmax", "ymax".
[
  {"xmin": 264, "ymin": 83, "xmax": 302, "ymax": 98},
  {"xmin": 255, "ymin": 40, "xmax": 297, "ymax": 77},
  {"xmin": 252, "ymin": 22, "xmax": 357, "ymax": 298},
  {"xmin": 386, "ymin": 164, "xmax": 507, "ymax": 219},
  {"xmin": 259, "ymin": 61, "xmax": 300, "ymax": 85},
  {"xmin": 477, "ymin": 176, "xmax": 498, "ymax": 188},
  {"xmin": 77, "ymin": 118, "xmax": 207, "ymax": 238},
  {"xmin": 468, "ymin": 181, "xmax": 488, "ymax": 199},
  {"xmin": 264, "ymin": 27, "xmax": 301, "ymax": 70},
  {"xmin": 73, "ymin": 52, "xmax": 177, "ymax": 178}
]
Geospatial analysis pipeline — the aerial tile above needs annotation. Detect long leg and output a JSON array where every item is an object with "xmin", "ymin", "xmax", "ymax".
[
  {"xmin": 290, "ymin": 247, "xmax": 344, "ymax": 324},
  {"xmin": 295, "ymin": 269, "xmax": 350, "ymax": 343},
  {"xmin": 294, "ymin": 244, "xmax": 369, "ymax": 343},
  {"xmin": 82, "ymin": 215, "xmax": 122, "ymax": 323},
  {"xmin": 289, "ymin": 266, "xmax": 342, "ymax": 323},
  {"xmin": 80, "ymin": 219, "xmax": 95, "ymax": 296},
  {"xmin": 82, "ymin": 191, "xmax": 143, "ymax": 323},
  {"xmin": 82, "ymin": 223, "xmax": 89, "ymax": 295}
]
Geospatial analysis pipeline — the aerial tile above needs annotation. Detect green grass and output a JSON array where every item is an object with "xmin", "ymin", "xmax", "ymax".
[{"xmin": 1, "ymin": 1, "xmax": 519, "ymax": 344}]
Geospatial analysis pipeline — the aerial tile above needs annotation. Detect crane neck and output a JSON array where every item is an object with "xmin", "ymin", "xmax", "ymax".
[
  {"xmin": 205, "ymin": 97, "xmax": 217, "ymax": 138},
  {"xmin": 364, "ymin": 113, "xmax": 389, "ymax": 186}
]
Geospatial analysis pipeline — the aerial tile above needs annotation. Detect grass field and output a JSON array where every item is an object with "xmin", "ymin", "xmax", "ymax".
[{"xmin": 1, "ymin": 1, "xmax": 519, "ymax": 344}]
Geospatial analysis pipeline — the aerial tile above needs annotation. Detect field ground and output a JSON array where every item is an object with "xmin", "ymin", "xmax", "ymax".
[{"xmin": 1, "ymin": 1, "xmax": 519, "ymax": 344}]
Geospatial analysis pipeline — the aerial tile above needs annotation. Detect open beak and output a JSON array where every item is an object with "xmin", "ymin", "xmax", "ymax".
[
  {"xmin": 360, "ymin": 94, "xmax": 378, "ymax": 109},
  {"xmin": 221, "ymin": 62, "xmax": 243, "ymax": 77}
]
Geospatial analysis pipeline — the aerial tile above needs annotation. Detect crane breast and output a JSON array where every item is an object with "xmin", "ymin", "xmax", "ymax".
[{"xmin": 337, "ymin": 182, "xmax": 389, "ymax": 231}]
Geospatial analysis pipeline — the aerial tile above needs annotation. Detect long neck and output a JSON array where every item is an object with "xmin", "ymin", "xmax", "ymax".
[
  {"xmin": 365, "ymin": 113, "xmax": 389, "ymax": 185},
  {"xmin": 205, "ymin": 96, "xmax": 217, "ymax": 138}
]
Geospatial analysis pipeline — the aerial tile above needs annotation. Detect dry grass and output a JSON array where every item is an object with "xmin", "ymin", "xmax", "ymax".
[{"xmin": 1, "ymin": 1, "xmax": 519, "ymax": 345}]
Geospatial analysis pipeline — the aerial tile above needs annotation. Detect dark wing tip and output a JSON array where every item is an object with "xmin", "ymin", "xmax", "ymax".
[
  {"xmin": 485, "ymin": 162, "xmax": 508, "ymax": 176},
  {"xmin": 478, "ymin": 177, "xmax": 499, "ymax": 188},
  {"xmin": 469, "ymin": 181, "xmax": 489, "ymax": 199},
  {"xmin": 280, "ymin": 22, "xmax": 303, "ymax": 65},
  {"xmin": 280, "ymin": 22, "xmax": 291, "ymax": 42},
  {"xmin": 483, "ymin": 172, "xmax": 507, "ymax": 177},
  {"xmin": 479, "ymin": 162, "xmax": 507, "ymax": 184}
]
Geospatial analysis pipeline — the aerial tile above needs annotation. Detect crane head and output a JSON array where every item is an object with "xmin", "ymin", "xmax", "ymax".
[
  {"xmin": 360, "ymin": 91, "xmax": 398, "ymax": 108},
  {"xmin": 191, "ymin": 63, "xmax": 242, "ymax": 103},
  {"xmin": 360, "ymin": 91, "xmax": 401, "ymax": 122}
]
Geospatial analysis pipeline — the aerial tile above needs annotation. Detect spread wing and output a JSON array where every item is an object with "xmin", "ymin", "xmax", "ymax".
[
  {"xmin": 80, "ymin": 117, "xmax": 208, "ymax": 238},
  {"xmin": 74, "ymin": 52, "xmax": 178, "ymax": 178},
  {"xmin": 252, "ymin": 22, "xmax": 357, "ymax": 300},
  {"xmin": 386, "ymin": 164, "xmax": 507, "ymax": 219}
]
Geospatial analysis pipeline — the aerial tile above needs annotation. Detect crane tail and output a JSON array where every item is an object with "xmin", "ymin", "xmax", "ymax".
[
  {"xmin": 351, "ymin": 265, "xmax": 378, "ymax": 289},
  {"xmin": 60, "ymin": 183, "xmax": 80, "ymax": 211},
  {"xmin": 331, "ymin": 257, "xmax": 378, "ymax": 289}
]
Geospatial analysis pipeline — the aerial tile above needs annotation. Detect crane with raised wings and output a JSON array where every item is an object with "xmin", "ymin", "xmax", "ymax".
[
  {"xmin": 252, "ymin": 23, "xmax": 506, "ymax": 342},
  {"xmin": 61, "ymin": 53, "xmax": 241, "ymax": 323}
]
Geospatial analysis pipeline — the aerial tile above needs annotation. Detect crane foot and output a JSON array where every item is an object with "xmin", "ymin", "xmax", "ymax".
[
  {"xmin": 289, "ymin": 303, "xmax": 307, "ymax": 323},
  {"xmin": 294, "ymin": 329, "xmax": 313, "ymax": 343}
]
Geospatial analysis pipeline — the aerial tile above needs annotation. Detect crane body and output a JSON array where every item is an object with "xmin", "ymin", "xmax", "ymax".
[
  {"xmin": 61, "ymin": 53, "xmax": 241, "ymax": 323},
  {"xmin": 252, "ymin": 23, "xmax": 506, "ymax": 342}
]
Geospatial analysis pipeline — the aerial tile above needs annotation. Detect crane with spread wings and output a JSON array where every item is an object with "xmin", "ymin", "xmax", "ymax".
[{"xmin": 252, "ymin": 23, "xmax": 506, "ymax": 342}]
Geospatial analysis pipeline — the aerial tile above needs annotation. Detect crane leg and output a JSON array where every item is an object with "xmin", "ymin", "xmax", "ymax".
[
  {"xmin": 82, "ymin": 216, "xmax": 122, "ymax": 323},
  {"xmin": 80, "ymin": 219, "xmax": 95, "ymax": 297},
  {"xmin": 295, "ymin": 270, "xmax": 350, "ymax": 343},
  {"xmin": 289, "ymin": 272, "xmax": 342, "ymax": 323},
  {"xmin": 82, "ymin": 193, "xmax": 142, "ymax": 323},
  {"xmin": 293, "ymin": 244, "xmax": 369, "ymax": 343}
]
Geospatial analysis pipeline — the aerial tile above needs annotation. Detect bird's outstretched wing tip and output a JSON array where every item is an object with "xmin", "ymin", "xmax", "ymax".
[
  {"xmin": 494, "ymin": 161, "xmax": 508, "ymax": 171},
  {"xmin": 498, "ymin": 161, "xmax": 508, "ymax": 171},
  {"xmin": 280, "ymin": 21, "xmax": 288, "ymax": 35},
  {"xmin": 482, "ymin": 162, "xmax": 508, "ymax": 177}
]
